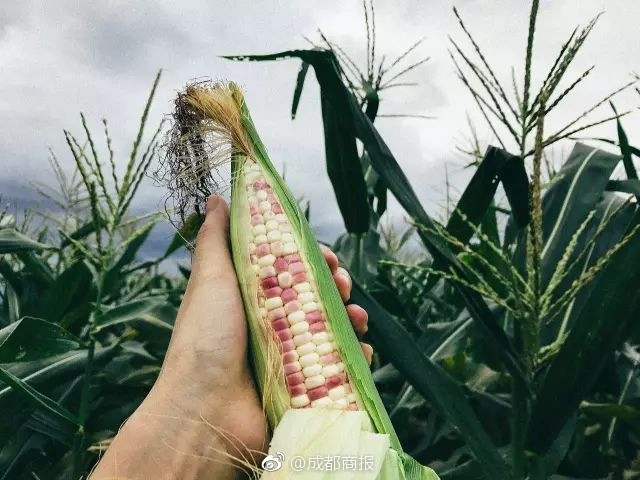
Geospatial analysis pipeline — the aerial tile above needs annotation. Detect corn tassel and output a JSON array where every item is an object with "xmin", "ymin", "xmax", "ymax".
[{"xmin": 168, "ymin": 82, "xmax": 439, "ymax": 480}]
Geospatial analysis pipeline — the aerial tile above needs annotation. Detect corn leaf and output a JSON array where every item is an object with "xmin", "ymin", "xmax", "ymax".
[
  {"xmin": 0, "ymin": 318, "xmax": 81, "ymax": 363},
  {"xmin": 350, "ymin": 280, "xmax": 510, "ymax": 480},
  {"xmin": 528, "ymin": 211, "xmax": 640, "ymax": 454},
  {"xmin": 0, "ymin": 229, "xmax": 50, "ymax": 254},
  {"xmin": 0, "ymin": 367, "xmax": 78, "ymax": 427}
]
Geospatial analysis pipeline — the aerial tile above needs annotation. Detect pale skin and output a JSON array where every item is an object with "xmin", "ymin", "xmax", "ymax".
[{"xmin": 90, "ymin": 196, "xmax": 372, "ymax": 479}]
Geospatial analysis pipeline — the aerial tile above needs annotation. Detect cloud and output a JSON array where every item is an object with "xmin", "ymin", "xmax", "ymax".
[{"xmin": 1, "ymin": 0, "xmax": 638, "ymax": 249}]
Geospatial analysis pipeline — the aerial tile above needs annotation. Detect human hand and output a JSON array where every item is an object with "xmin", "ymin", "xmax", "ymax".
[{"xmin": 90, "ymin": 196, "xmax": 372, "ymax": 479}]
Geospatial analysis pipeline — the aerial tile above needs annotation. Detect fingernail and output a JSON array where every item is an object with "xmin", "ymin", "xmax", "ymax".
[{"xmin": 207, "ymin": 195, "xmax": 220, "ymax": 213}]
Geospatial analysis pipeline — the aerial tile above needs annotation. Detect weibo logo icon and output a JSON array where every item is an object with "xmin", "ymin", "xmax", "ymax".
[{"xmin": 261, "ymin": 452, "xmax": 285, "ymax": 472}]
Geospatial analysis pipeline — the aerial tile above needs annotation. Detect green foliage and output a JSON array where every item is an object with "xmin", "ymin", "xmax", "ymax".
[{"xmin": 0, "ymin": 71, "xmax": 187, "ymax": 478}]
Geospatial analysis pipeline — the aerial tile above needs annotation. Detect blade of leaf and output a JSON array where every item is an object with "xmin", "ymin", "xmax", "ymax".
[
  {"xmin": 0, "ymin": 367, "xmax": 78, "ymax": 426},
  {"xmin": 351, "ymin": 280, "xmax": 511, "ymax": 480}
]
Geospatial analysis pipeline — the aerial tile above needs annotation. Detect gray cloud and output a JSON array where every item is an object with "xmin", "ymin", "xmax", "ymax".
[{"xmin": 1, "ymin": 0, "xmax": 639, "ymax": 249}]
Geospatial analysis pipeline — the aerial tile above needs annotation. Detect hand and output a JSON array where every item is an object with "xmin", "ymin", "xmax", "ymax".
[{"xmin": 90, "ymin": 196, "xmax": 372, "ymax": 479}]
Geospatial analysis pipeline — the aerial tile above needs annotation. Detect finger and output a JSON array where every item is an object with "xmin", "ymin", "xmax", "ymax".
[
  {"xmin": 333, "ymin": 267, "xmax": 352, "ymax": 302},
  {"xmin": 320, "ymin": 244, "xmax": 339, "ymax": 274},
  {"xmin": 360, "ymin": 342, "xmax": 373, "ymax": 365},
  {"xmin": 346, "ymin": 304, "xmax": 368, "ymax": 336},
  {"xmin": 190, "ymin": 195, "xmax": 234, "ymax": 285}
]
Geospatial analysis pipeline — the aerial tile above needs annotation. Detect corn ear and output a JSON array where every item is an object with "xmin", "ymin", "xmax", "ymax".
[{"xmin": 168, "ymin": 82, "xmax": 439, "ymax": 479}]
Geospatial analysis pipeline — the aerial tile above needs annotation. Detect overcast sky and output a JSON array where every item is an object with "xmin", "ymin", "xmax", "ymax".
[{"xmin": 1, "ymin": 0, "xmax": 639, "ymax": 253}]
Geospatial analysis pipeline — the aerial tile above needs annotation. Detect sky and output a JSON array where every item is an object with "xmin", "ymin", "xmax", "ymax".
[{"xmin": 1, "ymin": 0, "xmax": 639, "ymax": 256}]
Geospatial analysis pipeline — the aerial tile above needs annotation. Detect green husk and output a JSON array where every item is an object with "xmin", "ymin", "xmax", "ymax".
[{"xmin": 172, "ymin": 82, "xmax": 438, "ymax": 480}]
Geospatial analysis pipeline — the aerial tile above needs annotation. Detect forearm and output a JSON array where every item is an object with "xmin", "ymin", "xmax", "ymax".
[{"xmin": 90, "ymin": 386, "xmax": 241, "ymax": 480}]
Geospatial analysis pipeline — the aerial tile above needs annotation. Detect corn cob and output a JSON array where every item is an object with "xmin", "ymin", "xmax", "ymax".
[{"xmin": 168, "ymin": 82, "xmax": 439, "ymax": 480}]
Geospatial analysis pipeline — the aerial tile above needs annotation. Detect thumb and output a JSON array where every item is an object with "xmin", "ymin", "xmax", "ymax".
[{"xmin": 190, "ymin": 195, "xmax": 235, "ymax": 284}]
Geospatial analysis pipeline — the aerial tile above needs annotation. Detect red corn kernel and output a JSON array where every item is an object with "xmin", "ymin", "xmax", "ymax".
[
  {"xmin": 265, "ymin": 286, "xmax": 283, "ymax": 298},
  {"xmin": 277, "ymin": 329, "xmax": 292, "ymax": 342},
  {"xmin": 268, "ymin": 307, "xmax": 286, "ymax": 321},
  {"xmin": 261, "ymin": 277, "xmax": 279, "ymax": 289},
  {"xmin": 288, "ymin": 262, "xmax": 305, "ymax": 275},
  {"xmin": 281, "ymin": 288, "xmax": 297, "ymax": 303},
  {"xmin": 284, "ymin": 362, "xmax": 301, "ymax": 375},
  {"xmin": 267, "ymin": 193, "xmax": 277, "ymax": 203},
  {"xmin": 309, "ymin": 322, "xmax": 326, "ymax": 333},
  {"xmin": 286, "ymin": 371, "xmax": 305, "ymax": 386},
  {"xmin": 274, "ymin": 257, "xmax": 288, "ymax": 272},
  {"xmin": 256, "ymin": 244, "xmax": 271, "ymax": 257},
  {"xmin": 272, "ymin": 318, "xmax": 289, "ymax": 331},
  {"xmin": 325, "ymin": 373, "xmax": 347, "ymax": 389},
  {"xmin": 251, "ymin": 214, "xmax": 264, "ymax": 225},
  {"xmin": 307, "ymin": 386, "xmax": 329, "ymax": 401},
  {"xmin": 282, "ymin": 351, "xmax": 298, "ymax": 364},
  {"xmin": 273, "ymin": 204, "xmax": 283, "ymax": 214},
  {"xmin": 250, "ymin": 206, "xmax": 259, "ymax": 215},
  {"xmin": 284, "ymin": 253, "xmax": 301, "ymax": 263},
  {"xmin": 292, "ymin": 272, "xmax": 307, "ymax": 283},
  {"xmin": 306, "ymin": 311, "xmax": 323, "ymax": 324},
  {"xmin": 288, "ymin": 384, "xmax": 307, "ymax": 397},
  {"xmin": 284, "ymin": 301, "xmax": 301, "ymax": 314},
  {"xmin": 279, "ymin": 340, "xmax": 295, "ymax": 353},
  {"xmin": 320, "ymin": 352, "xmax": 340, "ymax": 365}
]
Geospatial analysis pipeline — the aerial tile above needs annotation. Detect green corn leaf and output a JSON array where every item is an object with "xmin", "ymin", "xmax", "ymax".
[
  {"xmin": 607, "ymin": 179, "xmax": 640, "ymax": 197},
  {"xmin": 291, "ymin": 61, "xmax": 310, "ymax": 119},
  {"xmin": 350, "ymin": 280, "xmax": 510, "ymax": 480},
  {"xmin": 0, "ymin": 318, "xmax": 81, "ymax": 363},
  {"xmin": 0, "ymin": 229, "xmax": 50, "ymax": 254},
  {"xmin": 92, "ymin": 299, "xmax": 172, "ymax": 334},
  {"xmin": 539, "ymin": 143, "xmax": 620, "ymax": 286},
  {"xmin": 528, "ymin": 211, "xmax": 640, "ymax": 454},
  {"xmin": 0, "ymin": 366, "xmax": 79, "ymax": 427}
]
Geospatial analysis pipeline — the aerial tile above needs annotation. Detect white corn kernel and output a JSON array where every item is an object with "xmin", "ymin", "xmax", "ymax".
[
  {"xmin": 271, "ymin": 243, "xmax": 284, "ymax": 257},
  {"xmin": 297, "ymin": 292, "xmax": 315, "ymax": 304},
  {"xmin": 282, "ymin": 242, "xmax": 298, "ymax": 255},
  {"xmin": 278, "ymin": 272, "xmax": 293, "ymax": 288},
  {"xmin": 299, "ymin": 353, "xmax": 320, "ymax": 368},
  {"xmin": 302, "ymin": 302, "xmax": 319, "ymax": 313},
  {"xmin": 255, "ymin": 234, "xmax": 268, "ymax": 245},
  {"xmin": 312, "ymin": 333, "xmax": 330, "ymax": 345},
  {"xmin": 291, "ymin": 394, "xmax": 310, "ymax": 408},
  {"xmin": 256, "ymin": 190, "xmax": 268, "ymax": 201},
  {"xmin": 267, "ymin": 230, "xmax": 281, "ymax": 242},
  {"xmin": 322, "ymin": 364, "xmax": 340, "ymax": 378},
  {"xmin": 290, "ymin": 321, "xmax": 309, "ymax": 336},
  {"xmin": 328, "ymin": 385, "xmax": 346, "ymax": 401},
  {"xmin": 296, "ymin": 342, "xmax": 316, "ymax": 356},
  {"xmin": 311, "ymin": 397, "xmax": 332, "ymax": 408},
  {"xmin": 281, "ymin": 233, "xmax": 294, "ymax": 243},
  {"xmin": 258, "ymin": 254, "xmax": 276, "ymax": 267},
  {"xmin": 248, "ymin": 242, "xmax": 256, "ymax": 254},
  {"xmin": 335, "ymin": 362, "xmax": 345, "ymax": 373},
  {"xmin": 316, "ymin": 342, "xmax": 335, "ymax": 355},
  {"xmin": 259, "ymin": 201, "xmax": 271, "ymax": 212},
  {"xmin": 293, "ymin": 332, "xmax": 313, "ymax": 346},
  {"xmin": 259, "ymin": 266, "xmax": 276, "ymax": 279},
  {"xmin": 346, "ymin": 393, "xmax": 357, "ymax": 404},
  {"xmin": 293, "ymin": 282, "xmax": 311, "ymax": 293},
  {"xmin": 303, "ymin": 364, "xmax": 323, "ymax": 377},
  {"xmin": 287, "ymin": 310, "xmax": 306, "ymax": 325},
  {"xmin": 305, "ymin": 375, "xmax": 326, "ymax": 389},
  {"xmin": 332, "ymin": 398, "xmax": 349, "ymax": 409},
  {"xmin": 275, "ymin": 214, "xmax": 287, "ymax": 223},
  {"xmin": 266, "ymin": 220, "xmax": 279, "ymax": 231},
  {"xmin": 265, "ymin": 297, "xmax": 283, "ymax": 311},
  {"xmin": 263, "ymin": 211, "xmax": 276, "ymax": 220}
]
